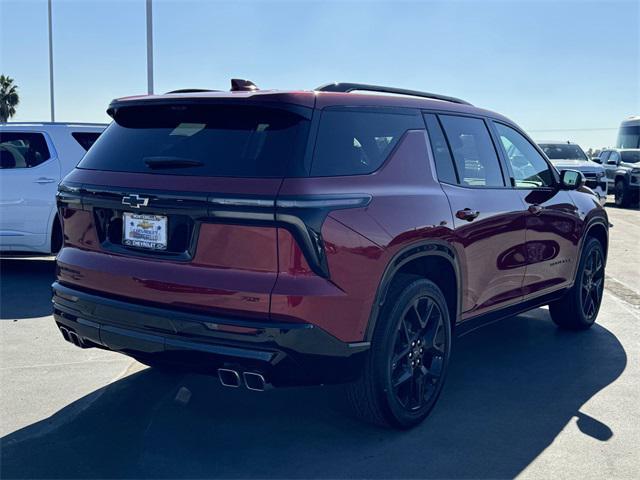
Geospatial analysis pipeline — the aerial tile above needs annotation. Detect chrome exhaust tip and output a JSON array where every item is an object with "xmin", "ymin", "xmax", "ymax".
[
  {"xmin": 243, "ymin": 372, "xmax": 268, "ymax": 392},
  {"xmin": 218, "ymin": 368, "xmax": 241, "ymax": 388},
  {"xmin": 59, "ymin": 326, "xmax": 70, "ymax": 342},
  {"xmin": 68, "ymin": 331, "xmax": 82, "ymax": 347}
]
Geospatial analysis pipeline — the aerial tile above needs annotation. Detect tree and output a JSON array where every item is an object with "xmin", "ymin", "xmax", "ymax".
[{"xmin": 0, "ymin": 75, "xmax": 19, "ymax": 123}]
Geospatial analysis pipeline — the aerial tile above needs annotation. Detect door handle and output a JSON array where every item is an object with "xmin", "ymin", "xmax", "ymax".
[
  {"xmin": 528, "ymin": 204, "xmax": 544, "ymax": 215},
  {"xmin": 34, "ymin": 177, "xmax": 56, "ymax": 184},
  {"xmin": 456, "ymin": 208, "xmax": 480, "ymax": 222}
]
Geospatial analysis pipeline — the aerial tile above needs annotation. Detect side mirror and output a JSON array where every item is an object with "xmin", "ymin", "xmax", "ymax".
[
  {"xmin": 560, "ymin": 169, "xmax": 585, "ymax": 190},
  {"xmin": 591, "ymin": 157, "xmax": 602, "ymax": 164}
]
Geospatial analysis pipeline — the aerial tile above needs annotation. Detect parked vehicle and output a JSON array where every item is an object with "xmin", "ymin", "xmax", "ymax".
[
  {"xmin": 596, "ymin": 148, "xmax": 640, "ymax": 207},
  {"xmin": 53, "ymin": 81, "xmax": 608, "ymax": 428},
  {"xmin": 538, "ymin": 141, "xmax": 607, "ymax": 205},
  {"xmin": 0, "ymin": 122, "xmax": 106, "ymax": 254},
  {"xmin": 616, "ymin": 116, "xmax": 640, "ymax": 148}
]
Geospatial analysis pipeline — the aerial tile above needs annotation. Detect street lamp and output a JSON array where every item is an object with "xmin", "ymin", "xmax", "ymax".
[
  {"xmin": 146, "ymin": 0, "xmax": 154, "ymax": 95},
  {"xmin": 48, "ymin": 0, "xmax": 54, "ymax": 121}
]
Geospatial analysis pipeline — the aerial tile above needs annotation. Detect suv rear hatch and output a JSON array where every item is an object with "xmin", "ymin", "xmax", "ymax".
[{"xmin": 57, "ymin": 98, "xmax": 312, "ymax": 320}]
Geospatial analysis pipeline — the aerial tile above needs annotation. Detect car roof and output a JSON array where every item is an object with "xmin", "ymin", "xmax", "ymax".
[
  {"xmin": 109, "ymin": 89, "xmax": 514, "ymax": 125},
  {"xmin": 537, "ymin": 140, "xmax": 579, "ymax": 145},
  {"xmin": 620, "ymin": 115, "xmax": 640, "ymax": 126}
]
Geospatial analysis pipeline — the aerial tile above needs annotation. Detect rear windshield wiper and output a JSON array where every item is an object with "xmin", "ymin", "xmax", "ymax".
[{"xmin": 143, "ymin": 156, "xmax": 204, "ymax": 169}]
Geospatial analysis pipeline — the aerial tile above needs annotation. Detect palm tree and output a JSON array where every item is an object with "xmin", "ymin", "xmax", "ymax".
[{"xmin": 0, "ymin": 75, "xmax": 20, "ymax": 123}]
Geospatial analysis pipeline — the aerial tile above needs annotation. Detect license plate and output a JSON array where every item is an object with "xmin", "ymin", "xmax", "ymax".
[{"xmin": 122, "ymin": 213, "xmax": 168, "ymax": 250}]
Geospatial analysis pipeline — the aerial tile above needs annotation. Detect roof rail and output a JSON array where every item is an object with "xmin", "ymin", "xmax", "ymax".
[
  {"xmin": 315, "ymin": 82, "xmax": 472, "ymax": 106},
  {"xmin": 165, "ymin": 88, "xmax": 220, "ymax": 94}
]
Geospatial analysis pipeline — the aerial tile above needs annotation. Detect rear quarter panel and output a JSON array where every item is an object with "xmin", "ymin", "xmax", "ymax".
[{"xmin": 274, "ymin": 130, "xmax": 455, "ymax": 342}]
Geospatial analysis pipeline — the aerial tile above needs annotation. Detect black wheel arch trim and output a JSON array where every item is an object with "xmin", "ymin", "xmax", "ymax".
[{"xmin": 365, "ymin": 240, "xmax": 462, "ymax": 342}]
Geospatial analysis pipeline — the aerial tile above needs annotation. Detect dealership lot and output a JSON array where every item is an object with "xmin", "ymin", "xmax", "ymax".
[{"xmin": 0, "ymin": 202, "xmax": 638, "ymax": 479}]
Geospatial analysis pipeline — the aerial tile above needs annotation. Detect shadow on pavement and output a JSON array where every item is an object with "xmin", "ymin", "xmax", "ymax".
[
  {"xmin": 0, "ymin": 308, "xmax": 626, "ymax": 479},
  {"xmin": 0, "ymin": 258, "xmax": 56, "ymax": 320}
]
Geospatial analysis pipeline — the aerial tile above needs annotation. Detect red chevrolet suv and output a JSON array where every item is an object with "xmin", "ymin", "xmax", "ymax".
[{"xmin": 53, "ymin": 80, "xmax": 608, "ymax": 428}]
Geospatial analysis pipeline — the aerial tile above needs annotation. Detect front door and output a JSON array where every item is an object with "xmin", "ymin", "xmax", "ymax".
[
  {"xmin": 603, "ymin": 150, "xmax": 620, "ymax": 188},
  {"xmin": 0, "ymin": 131, "xmax": 60, "ymax": 250},
  {"xmin": 491, "ymin": 121, "xmax": 580, "ymax": 297}
]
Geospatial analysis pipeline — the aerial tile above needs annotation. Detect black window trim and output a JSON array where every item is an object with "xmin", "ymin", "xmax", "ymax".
[
  {"xmin": 0, "ymin": 130, "xmax": 57, "ymax": 169},
  {"xmin": 422, "ymin": 112, "xmax": 460, "ymax": 184},
  {"xmin": 488, "ymin": 120, "xmax": 560, "ymax": 191},
  {"xmin": 421, "ymin": 110, "xmax": 511, "ymax": 190}
]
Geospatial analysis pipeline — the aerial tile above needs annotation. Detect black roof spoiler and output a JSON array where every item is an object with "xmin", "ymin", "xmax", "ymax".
[{"xmin": 315, "ymin": 82, "xmax": 472, "ymax": 106}]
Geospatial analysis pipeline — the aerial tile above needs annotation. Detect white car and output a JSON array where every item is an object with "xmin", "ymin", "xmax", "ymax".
[
  {"xmin": 0, "ymin": 122, "xmax": 106, "ymax": 254},
  {"xmin": 538, "ymin": 141, "xmax": 608, "ymax": 205}
]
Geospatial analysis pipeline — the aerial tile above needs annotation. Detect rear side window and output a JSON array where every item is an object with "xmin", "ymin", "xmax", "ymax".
[
  {"xmin": 438, "ymin": 115, "xmax": 505, "ymax": 187},
  {"xmin": 423, "ymin": 114, "xmax": 457, "ymax": 184},
  {"xmin": 310, "ymin": 109, "xmax": 423, "ymax": 176},
  {"xmin": 71, "ymin": 131, "xmax": 102, "ymax": 151},
  {"xmin": 0, "ymin": 132, "xmax": 51, "ymax": 169},
  {"xmin": 78, "ymin": 104, "xmax": 310, "ymax": 177}
]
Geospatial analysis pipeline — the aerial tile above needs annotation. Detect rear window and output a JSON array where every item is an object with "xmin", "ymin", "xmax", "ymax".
[
  {"xmin": 0, "ymin": 132, "xmax": 51, "ymax": 169},
  {"xmin": 71, "ymin": 131, "xmax": 102, "ymax": 151},
  {"xmin": 310, "ymin": 109, "xmax": 423, "ymax": 176},
  {"xmin": 78, "ymin": 104, "xmax": 310, "ymax": 177}
]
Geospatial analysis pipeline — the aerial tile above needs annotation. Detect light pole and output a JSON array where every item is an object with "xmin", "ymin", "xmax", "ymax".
[
  {"xmin": 48, "ymin": 0, "xmax": 55, "ymax": 121},
  {"xmin": 146, "ymin": 0, "xmax": 154, "ymax": 95}
]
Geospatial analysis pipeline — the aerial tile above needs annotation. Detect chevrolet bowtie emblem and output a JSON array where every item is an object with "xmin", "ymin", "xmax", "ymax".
[{"xmin": 122, "ymin": 194, "xmax": 149, "ymax": 208}]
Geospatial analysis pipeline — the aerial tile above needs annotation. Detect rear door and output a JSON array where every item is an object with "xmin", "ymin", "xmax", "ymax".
[
  {"xmin": 491, "ymin": 121, "xmax": 581, "ymax": 297},
  {"xmin": 0, "ymin": 130, "xmax": 60, "ymax": 250},
  {"xmin": 425, "ymin": 113, "xmax": 528, "ymax": 318}
]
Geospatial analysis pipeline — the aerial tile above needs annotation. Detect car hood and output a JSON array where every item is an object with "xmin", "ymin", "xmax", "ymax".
[
  {"xmin": 549, "ymin": 159, "xmax": 604, "ymax": 172},
  {"xmin": 621, "ymin": 161, "xmax": 640, "ymax": 170}
]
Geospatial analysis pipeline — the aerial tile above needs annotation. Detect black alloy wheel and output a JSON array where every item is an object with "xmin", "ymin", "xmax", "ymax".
[
  {"xmin": 347, "ymin": 276, "xmax": 452, "ymax": 428},
  {"xmin": 390, "ymin": 295, "xmax": 446, "ymax": 411},
  {"xmin": 580, "ymin": 246, "xmax": 604, "ymax": 322},
  {"xmin": 549, "ymin": 237, "xmax": 605, "ymax": 330}
]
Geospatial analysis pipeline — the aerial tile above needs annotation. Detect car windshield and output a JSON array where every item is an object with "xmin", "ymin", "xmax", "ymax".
[
  {"xmin": 620, "ymin": 151, "xmax": 640, "ymax": 163},
  {"xmin": 617, "ymin": 126, "xmax": 640, "ymax": 149},
  {"xmin": 539, "ymin": 144, "xmax": 588, "ymax": 161}
]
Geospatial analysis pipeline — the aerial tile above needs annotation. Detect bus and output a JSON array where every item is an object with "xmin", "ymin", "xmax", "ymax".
[{"xmin": 617, "ymin": 116, "xmax": 640, "ymax": 148}]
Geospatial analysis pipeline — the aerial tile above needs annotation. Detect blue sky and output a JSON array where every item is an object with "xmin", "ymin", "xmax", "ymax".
[{"xmin": 1, "ymin": 0, "xmax": 638, "ymax": 150}]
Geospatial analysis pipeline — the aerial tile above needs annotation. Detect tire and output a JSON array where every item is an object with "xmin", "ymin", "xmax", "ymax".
[
  {"xmin": 51, "ymin": 215, "xmax": 63, "ymax": 255},
  {"xmin": 347, "ymin": 276, "xmax": 452, "ymax": 429},
  {"xmin": 614, "ymin": 179, "xmax": 631, "ymax": 208},
  {"xmin": 549, "ymin": 237, "xmax": 605, "ymax": 330}
]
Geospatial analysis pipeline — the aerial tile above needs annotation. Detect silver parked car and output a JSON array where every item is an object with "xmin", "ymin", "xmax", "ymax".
[{"xmin": 538, "ymin": 141, "xmax": 607, "ymax": 205}]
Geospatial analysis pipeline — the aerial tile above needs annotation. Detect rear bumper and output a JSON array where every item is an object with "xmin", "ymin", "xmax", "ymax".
[{"xmin": 52, "ymin": 282, "xmax": 369, "ymax": 387}]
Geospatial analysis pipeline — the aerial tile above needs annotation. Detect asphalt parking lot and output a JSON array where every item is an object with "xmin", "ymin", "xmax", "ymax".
[{"xmin": 1, "ymin": 201, "xmax": 638, "ymax": 479}]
